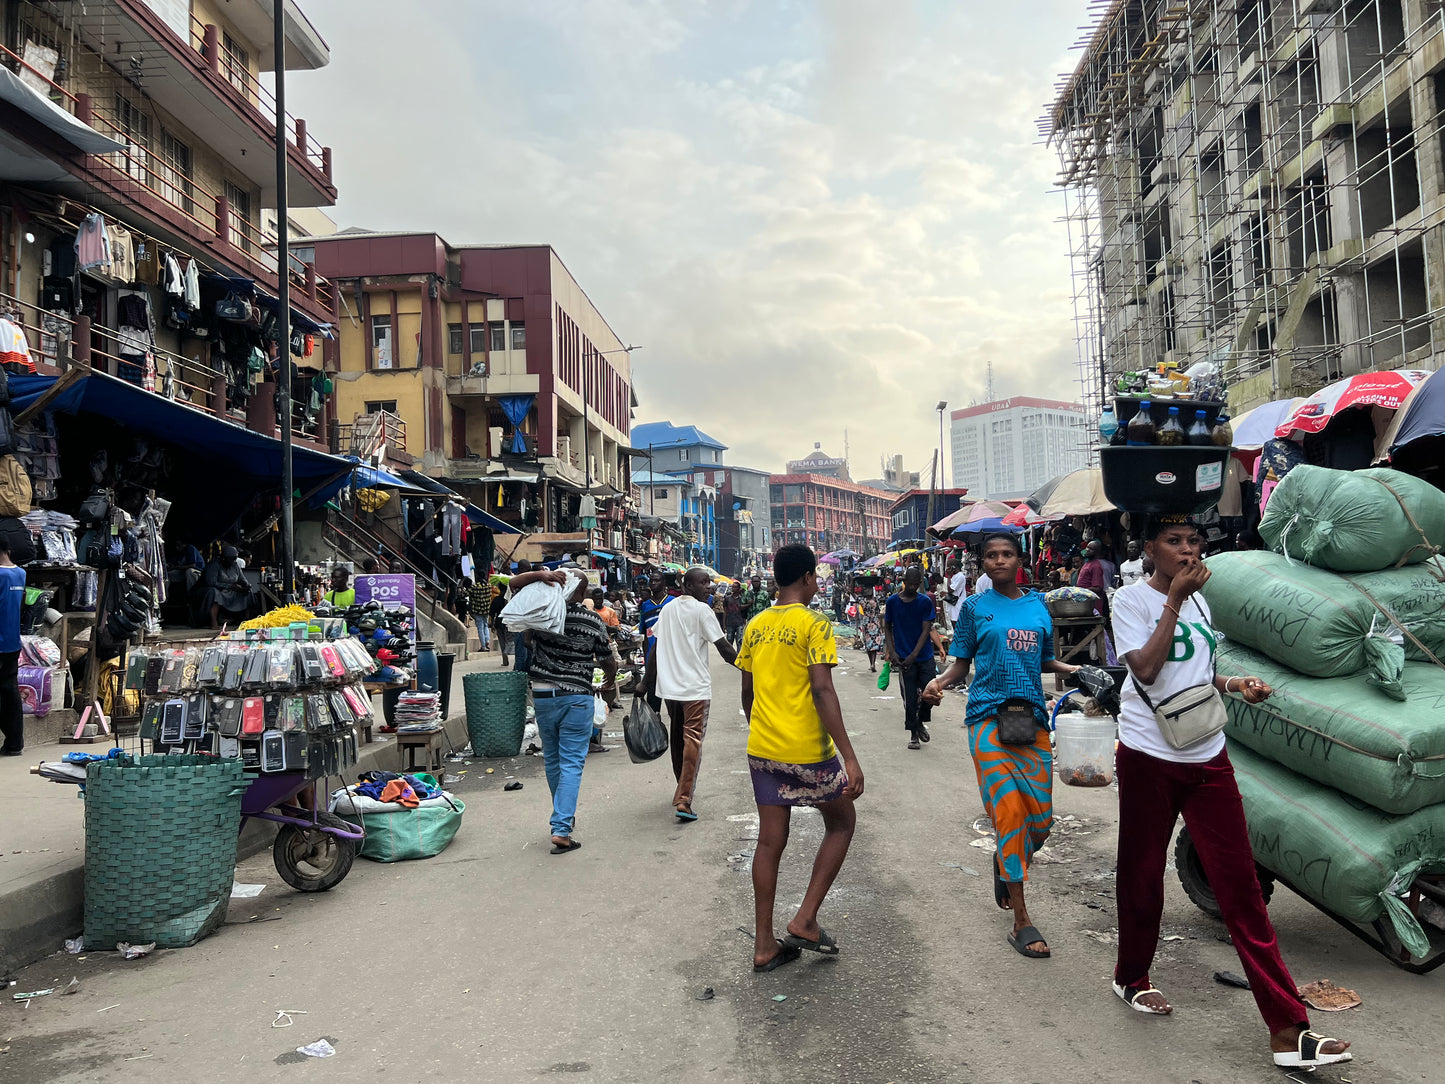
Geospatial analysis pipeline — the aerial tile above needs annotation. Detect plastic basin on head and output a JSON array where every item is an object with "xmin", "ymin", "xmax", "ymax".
[{"xmin": 1099, "ymin": 445, "xmax": 1233, "ymax": 515}]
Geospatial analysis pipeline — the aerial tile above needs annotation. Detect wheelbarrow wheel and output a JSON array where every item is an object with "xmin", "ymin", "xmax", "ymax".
[
  {"xmin": 274, "ymin": 812, "xmax": 356, "ymax": 892},
  {"xmin": 1175, "ymin": 827, "xmax": 1273, "ymax": 920}
]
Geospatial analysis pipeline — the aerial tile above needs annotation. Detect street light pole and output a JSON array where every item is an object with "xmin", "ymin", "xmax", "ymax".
[
  {"xmin": 936, "ymin": 400, "xmax": 948, "ymax": 493},
  {"xmin": 274, "ymin": 7, "xmax": 294, "ymax": 602}
]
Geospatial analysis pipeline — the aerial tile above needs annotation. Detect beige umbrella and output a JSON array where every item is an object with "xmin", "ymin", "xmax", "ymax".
[{"xmin": 1025, "ymin": 468, "xmax": 1114, "ymax": 518}]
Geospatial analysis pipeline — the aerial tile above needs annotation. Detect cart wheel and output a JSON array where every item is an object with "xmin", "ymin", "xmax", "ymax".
[
  {"xmin": 1175, "ymin": 828, "xmax": 1273, "ymax": 920},
  {"xmin": 273, "ymin": 812, "xmax": 356, "ymax": 892}
]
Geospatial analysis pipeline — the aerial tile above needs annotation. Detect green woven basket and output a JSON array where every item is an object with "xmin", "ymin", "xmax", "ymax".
[
  {"xmin": 83, "ymin": 755, "xmax": 249, "ymax": 950},
  {"xmin": 463, "ymin": 670, "xmax": 529, "ymax": 757}
]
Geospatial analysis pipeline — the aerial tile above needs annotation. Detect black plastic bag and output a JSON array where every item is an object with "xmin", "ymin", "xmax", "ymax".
[
  {"xmin": 1074, "ymin": 664, "xmax": 1121, "ymax": 717},
  {"xmin": 624, "ymin": 696, "xmax": 668, "ymax": 763}
]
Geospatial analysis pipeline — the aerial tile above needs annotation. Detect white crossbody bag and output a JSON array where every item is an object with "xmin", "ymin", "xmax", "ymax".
[{"xmin": 1129, "ymin": 599, "xmax": 1228, "ymax": 750}]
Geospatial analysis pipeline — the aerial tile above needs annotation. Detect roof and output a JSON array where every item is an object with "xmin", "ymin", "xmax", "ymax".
[
  {"xmin": 950, "ymin": 397, "xmax": 1087, "ymax": 422},
  {"xmin": 632, "ymin": 470, "xmax": 692, "ymax": 487},
  {"xmin": 630, "ymin": 421, "xmax": 727, "ymax": 452}
]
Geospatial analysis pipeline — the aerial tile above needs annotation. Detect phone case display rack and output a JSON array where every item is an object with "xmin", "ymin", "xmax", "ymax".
[{"xmin": 124, "ymin": 628, "xmax": 379, "ymax": 778}]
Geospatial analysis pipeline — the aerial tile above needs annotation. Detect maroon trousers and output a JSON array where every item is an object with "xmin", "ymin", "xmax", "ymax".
[{"xmin": 1114, "ymin": 742, "xmax": 1309, "ymax": 1035}]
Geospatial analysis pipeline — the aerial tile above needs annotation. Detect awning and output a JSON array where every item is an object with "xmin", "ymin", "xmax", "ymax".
[
  {"xmin": 397, "ymin": 469, "xmax": 521, "ymax": 535},
  {"xmin": 339, "ymin": 457, "xmax": 415, "ymax": 491},
  {"xmin": 0, "ymin": 67, "xmax": 127, "ymax": 155},
  {"xmin": 473, "ymin": 473, "xmax": 539, "ymax": 484},
  {"xmin": 591, "ymin": 549, "xmax": 620, "ymax": 560}
]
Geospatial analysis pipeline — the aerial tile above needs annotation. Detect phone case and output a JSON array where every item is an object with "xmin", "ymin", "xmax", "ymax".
[
  {"xmin": 181, "ymin": 647, "xmax": 202, "ymax": 690},
  {"xmin": 342, "ymin": 684, "xmax": 371, "ymax": 718},
  {"xmin": 327, "ymin": 689, "xmax": 354, "ymax": 727},
  {"xmin": 300, "ymin": 645, "xmax": 327, "ymax": 683},
  {"xmin": 241, "ymin": 697, "xmax": 265, "ymax": 735},
  {"xmin": 183, "ymin": 694, "xmax": 208, "ymax": 740},
  {"xmin": 320, "ymin": 644, "xmax": 346, "ymax": 679},
  {"xmin": 240, "ymin": 741, "xmax": 261, "ymax": 769},
  {"xmin": 198, "ymin": 646, "xmax": 227, "ymax": 686},
  {"xmin": 218, "ymin": 736, "xmax": 241, "ymax": 759},
  {"xmin": 283, "ymin": 732, "xmax": 309, "ymax": 774},
  {"xmin": 214, "ymin": 698, "xmax": 242, "ymax": 737},
  {"xmin": 222, "ymin": 650, "xmax": 246, "ymax": 690},
  {"xmin": 260, "ymin": 730, "xmax": 286, "ymax": 772},
  {"xmin": 159, "ymin": 698, "xmax": 186, "ymax": 744},
  {"xmin": 304, "ymin": 694, "xmax": 327, "ymax": 733},
  {"xmin": 124, "ymin": 651, "xmax": 149, "ymax": 691},
  {"xmin": 280, "ymin": 697, "xmax": 305, "ymax": 733},
  {"xmin": 242, "ymin": 647, "xmax": 270, "ymax": 688},
  {"xmin": 262, "ymin": 694, "xmax": 282, "ymax": 731},
  {"xmin": 140, "ymin": 699, "xmax": 163, "ymax": 740}
]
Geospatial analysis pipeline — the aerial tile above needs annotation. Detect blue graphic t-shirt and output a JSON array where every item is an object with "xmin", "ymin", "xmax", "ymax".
[
  {"xmin": 949, "ymin": 589, "xmax": 1054, "ymax": 727},
  {"xmin": 0, "ymin": 564, "xmax": 25, "ymax": 653},
  {"xmin": 638, "ymin": 595, "xmax": 672, "ymax": 660}
]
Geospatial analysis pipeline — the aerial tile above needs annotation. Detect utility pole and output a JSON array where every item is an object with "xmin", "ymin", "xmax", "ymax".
[{"xmin": 273, "ymin": 6, "xmax": 293, "ymax": 602}]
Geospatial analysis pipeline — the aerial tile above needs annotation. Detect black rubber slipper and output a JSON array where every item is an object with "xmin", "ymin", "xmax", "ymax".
[
  {"xmin": 753, "ymin": 940, "xmax": 802, "ymax": 972},
  {"xmin": 549, "ymin": 838, "xmax": 583, "ymax": 855},
  {"xmin": 782, "ymin": 928, "xmax": 839, "ymax": 955},
  {"xmin": 1007, "ymin": 924, "xmax": 1050, "ymax": 959}
]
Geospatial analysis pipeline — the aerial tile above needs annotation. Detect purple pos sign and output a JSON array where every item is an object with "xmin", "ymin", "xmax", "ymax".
[{"xmin": 355, "ymin": 574, "xmax": 417, "ymax": 610}]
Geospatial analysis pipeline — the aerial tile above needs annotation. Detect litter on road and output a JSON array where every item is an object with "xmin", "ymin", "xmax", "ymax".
[{"xmin": 296, "ymin": 1039, "xmax": 337, "ymax": 1058}]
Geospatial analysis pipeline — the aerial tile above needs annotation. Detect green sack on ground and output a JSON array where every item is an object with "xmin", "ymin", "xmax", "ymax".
[
  {"xmin": 877, "ymin": 662, "xmax": 891, "ymax": 691},
  {"xmin": 1259, "ymin": 466, "xmax": 1445, "ymax": 572},
  {"xmin": 1218, "ymin": 642, "xmax": 1445, "ymax": 814},
  {"xmin": 1229, "ymin": 742, "xmax": 1445, "ymax": 960},
  {"xmin": 358, "ymin": 795, "xmax": 465, "ymax": 862},
  {"xmin": 1201, "ymin": 552, "xmax": 1445, "ymax": 697}
]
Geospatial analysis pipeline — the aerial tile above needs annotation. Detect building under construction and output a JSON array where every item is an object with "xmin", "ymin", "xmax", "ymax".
[{"xmin": 1049, "ymin": 0, "xmax": 1445, "ymax": 422}]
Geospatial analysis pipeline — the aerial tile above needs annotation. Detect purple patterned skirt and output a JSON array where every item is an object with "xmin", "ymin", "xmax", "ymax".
[{"xmin": 748, "ymin": 754, "xmax": 849, "ymax": 807}]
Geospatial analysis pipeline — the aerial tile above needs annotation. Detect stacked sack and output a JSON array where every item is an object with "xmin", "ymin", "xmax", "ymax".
[{"xmin": 1202, "ymin": 465, "xmax": 1445, "ymax": 960}]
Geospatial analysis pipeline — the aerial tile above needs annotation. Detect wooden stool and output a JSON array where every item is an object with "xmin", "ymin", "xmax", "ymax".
[{"xmin": 396, "ymin": 729, "xmax": 446, "ymax": 777}]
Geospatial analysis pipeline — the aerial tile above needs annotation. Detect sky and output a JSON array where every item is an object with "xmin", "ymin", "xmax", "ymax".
[{"xmin": 285, "ymin": 0, "xmax": 1089, "ymax": 480}]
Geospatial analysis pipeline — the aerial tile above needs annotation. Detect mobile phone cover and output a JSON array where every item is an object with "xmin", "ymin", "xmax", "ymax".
[
  {"xmin": 124, "ymin": 651, "xmax": 149, "ymax": 691},
  {"xmin": 159, "ymin": 698, "xmax": 186, "ymax": 744},
  {"xmin": 222, "ymin": 650, "xmax": 246, "ymax": 690},
  {"xmin": 320, "ymin": 644, "xmax": 346, "ymax": 678},
  {"xmin": 260, "ymin": 730, "xmax": 286, "ymax": 772},
  {"xmin": 241, "ymin": 697, "xmax": 265, "ymax": 735},
  {"xmin": 214, "ymin": 698, "xmax": 242, "ymax": 737}
]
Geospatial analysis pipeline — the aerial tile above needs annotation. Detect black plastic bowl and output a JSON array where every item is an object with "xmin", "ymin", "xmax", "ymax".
[{"xmin": 1099, "ymin": 445, "xmax": 1234, "ymax": 514}]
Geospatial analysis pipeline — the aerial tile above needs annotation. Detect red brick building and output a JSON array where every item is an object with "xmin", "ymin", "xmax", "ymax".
[{"xmin": 769, "ymin": 473, "xmax": 893, "ymax": 556}]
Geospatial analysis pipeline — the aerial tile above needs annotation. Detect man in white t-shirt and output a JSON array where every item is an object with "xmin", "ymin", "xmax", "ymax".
[
  {"xmin": 646, "ymin": 566, "xmax": 739, "ymax": 821},
  {"xmin": 945, "ymin": 559, "xmax": 968, "ymax": 625},
  {"xmin": 1118, "ymin": 541, "xmax": 1146, "ymax": 587}
]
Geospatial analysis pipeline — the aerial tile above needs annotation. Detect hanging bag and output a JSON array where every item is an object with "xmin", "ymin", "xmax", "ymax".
[
  {"xmin": 1129, "ymin": 600, "xmax": 1226, "ymax": 749},
  {"xmin": 215, "ymin": 291, "xmax": 248, "ymax": 322},
  {"xmin": 623, "ymin": 695, "xmax": 667, "ymax": 763},
  {"xmin": 0, "ymin": 454, "xmax": 32, "ymax": 516}
]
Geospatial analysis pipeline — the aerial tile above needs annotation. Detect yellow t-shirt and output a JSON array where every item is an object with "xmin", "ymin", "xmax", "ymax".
[{"xmin": 736, "ymin": 604, "xmax": 837, "ymax": 765}]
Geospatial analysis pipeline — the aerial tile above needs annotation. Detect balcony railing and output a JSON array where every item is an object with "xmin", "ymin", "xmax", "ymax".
[
  {"xmin": 187, "ymin": 11, "xmax": 331, "ymax": 181},
  {"xmin": 0, "ymin": 42, "xmax": 335, "ymax": 319},
  {"xmin": 332, "ymin": 410, "xmax": 407, "ymax": 458}
]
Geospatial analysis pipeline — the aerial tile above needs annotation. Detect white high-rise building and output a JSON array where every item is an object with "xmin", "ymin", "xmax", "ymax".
[{"xmin": 950, "ymin": 397, "xmax": 1090, "ymax": 501}]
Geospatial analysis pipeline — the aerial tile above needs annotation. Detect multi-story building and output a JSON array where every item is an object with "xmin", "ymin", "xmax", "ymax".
[
  {"xmin": 786, "ymin": 444, "xmax": 851, "ymax": 481},
  {"xmin": 0, "ymin": 0, "xmax": 340, "ymax": 443},
  {"xmin": 1050, "ymin": 0, "xmax": 1445, "ymax": 419},
  {"xmin": 630, "ymin": 421, "xmax": 771, "ymax": 575},
  {"xmin": 308, "ymin": 232, "xmax": 634, "ymax": 538},
  {"xmin": 950, "ymin": 397, "xmax": 1090, "ymax": 501},
  {"xmin": 632, "ymin": 470, "xmax": 717, "ymax": 567},
  {"xmin": 769, "ymin": 472, "xmax": 893, "ymax": 556},
  {"xmin": 888, "ymin": 488, "xmax": 971, "ymax": 548}
]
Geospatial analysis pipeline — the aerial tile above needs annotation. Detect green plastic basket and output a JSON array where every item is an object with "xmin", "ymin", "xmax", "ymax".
[
  {"xmin": 464, "ymin": 670, "xmax": 529, "ymax": 757},
  {"xmin": 83, "ymin": 755, "xmax": 248, "ymax": 950}
]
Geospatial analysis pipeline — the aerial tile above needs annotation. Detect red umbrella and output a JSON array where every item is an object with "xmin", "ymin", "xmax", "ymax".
[
  {"xmin": 1002, "ymin": 504, "xmax": 1053, "ymax": 527},
  {"xmin": 1274, "ymin": 369, "xmax": 1431, "ymax": 440}
]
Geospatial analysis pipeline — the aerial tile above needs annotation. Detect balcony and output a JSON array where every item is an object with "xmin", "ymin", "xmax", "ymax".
[{"xmin": 42, "ymin": 0, "xmax": 335, "ymax": 206}]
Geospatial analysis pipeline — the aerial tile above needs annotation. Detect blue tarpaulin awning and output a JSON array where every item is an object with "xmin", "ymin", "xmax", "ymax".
[{"xmin": 397, "ymin": 470, "xmax": 521, "ymax": 535}]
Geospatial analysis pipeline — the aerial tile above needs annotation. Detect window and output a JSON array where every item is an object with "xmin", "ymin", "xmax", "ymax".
[
  {"xmin": 371, "ymin": 315, "xmax": 393, "ymax": 369},
  {"xmin": 511, "ymin": 322, "xmax": 526, "ymax": 350},
  {"xmin": 654, "ymin": 489, "xmax": 669, "ymax": 500},
  {"xmin": 114, "ymin": 93, "xmax": 151, "ymax": 185},
  {"xmin": 222, "ymin": 32, "xmax": 251, "ymax": 99},
  {"xmin": 364, "ymin": 400, "xmax": 397, "ymax": 414},
  {"xmin": 448, "ymin": 324, "xmax": 464, "ymax": 355},
  {"xmin": 470, "ymin": 326, "xmax": 488, "ymax": 356},
  {"xmin": 156, "ymin": 132, "xmax": 193, "ymax": 215},
  {"xmin": 225, "ymin": 181, "xmax": 252, "ymax": 252},
  {"xmin": 490, "ymin": 325, "xmax": 506, "ymax": 352}
]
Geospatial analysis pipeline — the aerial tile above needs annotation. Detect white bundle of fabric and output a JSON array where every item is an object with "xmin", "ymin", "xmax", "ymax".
[{"xmin": 498, "ymin": 569, "xmax": 585, "ymax": 635}]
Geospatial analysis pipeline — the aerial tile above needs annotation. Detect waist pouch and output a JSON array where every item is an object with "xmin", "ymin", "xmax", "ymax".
[{"xmin": 996, "ymin": 698, "xmax": 1039, "ymax": 745}]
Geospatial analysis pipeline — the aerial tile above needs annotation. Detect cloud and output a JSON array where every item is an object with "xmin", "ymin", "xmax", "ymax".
[{"xmin": 289, "ymin": 0, "xmax": 1085, "ymax": 479}]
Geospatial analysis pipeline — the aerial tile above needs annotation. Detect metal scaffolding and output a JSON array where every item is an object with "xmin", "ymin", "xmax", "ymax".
[{"xmin": 1046, "ymin": 0, "xmax": 1445, "ymax": 434}]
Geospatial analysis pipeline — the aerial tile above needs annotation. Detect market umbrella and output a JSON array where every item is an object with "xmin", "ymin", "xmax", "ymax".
[
  {"xmin": 1230, "ymin": 397, "xmax": 1302, "ymax": 449},
  {"xmin": 1380, "ymin": 366, "xmax": 1445, "ymax": 459},
  {"xmin": 1024, "ymin": 468, "xmax": 1113, "ymax": 517},
  {"xmin": 1274, "ymin": 369, "xmax": 1431, "ymax": 441},
  {"xmin": 818, "ymin": 553, "xmax": 843, "ymax": 566},
  {"xmin": 1002, "ymin": 504, "xmax": 1054, "ymax": 527},
  {"xmin": 825, "ymin": 548, "xmax": 862, "ymax": 561},
  {"xmin": 931, "ymin": 500, "xmax": 1016, "ymax": 534}
]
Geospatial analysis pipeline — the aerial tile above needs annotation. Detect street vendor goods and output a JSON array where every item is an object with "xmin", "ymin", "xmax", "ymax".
[
  {"xmin": 1258, "ymin": 466, "xmax": 1445, "ymax": 572},
  {"xmin": 1202, "ymin": 552, "xmax": 1445, "ymax": 697},
  {"xmin": 1229, "ymin": 743, "xmax": 1445, "ymax": 961},
  {"xmin": 1217, "ymin": 642, "xmax": 1445, "ymax": 815}
]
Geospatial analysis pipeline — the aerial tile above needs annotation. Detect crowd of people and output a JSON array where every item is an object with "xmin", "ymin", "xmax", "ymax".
[{"xmin": 468, "ymin": 525, "xmax": 1351, "ymax": 1072}]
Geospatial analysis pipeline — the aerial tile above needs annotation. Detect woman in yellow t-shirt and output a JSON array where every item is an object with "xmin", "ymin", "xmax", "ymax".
[{"xmin": 736, "ymin": 544, "xmax": 864, "ymax": 973}]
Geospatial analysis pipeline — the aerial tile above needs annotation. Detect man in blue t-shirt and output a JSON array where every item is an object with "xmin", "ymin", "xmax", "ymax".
[
  {"xmin": 0, "ymin": 535, "xmax": 27, "ymax": 755},
  {"xmin": 884, "ymin": 565, "xmax": 937, "ymax": 750}
]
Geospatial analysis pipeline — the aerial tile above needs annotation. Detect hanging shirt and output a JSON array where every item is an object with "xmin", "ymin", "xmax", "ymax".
[
  {"xmin": 163, "ymin": 253, "xmax": 185, "ymax": 298},
  {"xmin": 75, "ymin": 214, "xmax": 110, "ymax": 274},
  {"xmin": 134, "ymin": 239, "xmax": 161, "ymax": 284},
  {"xmin": 183, "ymin": 259, "xmax": 202, "ymax": 309},
  {"xmin": 0, "ymin": 319, "xmax": 37, "ymax": 373},
  {"xmin": 107, "ymin": 224, "xmax": 137, "ymax": 283},
  {"xmin": 949, "ymin": 589, "xmax": 1054, "ymax": 727}
]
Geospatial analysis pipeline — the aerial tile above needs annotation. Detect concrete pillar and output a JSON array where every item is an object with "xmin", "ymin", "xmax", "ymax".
[
  {"xmin": 203, "ymin": 24, "xmax": 220, "ymax": 75},
  {"xmin": 248, "ymin": 381, "xmax": 278, "ymax": 438}
]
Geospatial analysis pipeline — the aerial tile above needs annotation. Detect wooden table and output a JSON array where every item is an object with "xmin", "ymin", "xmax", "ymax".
[
  {"xmin": 360, "ymin": 675, "xmax": 415, "ymax": 745},
  {"xmin": 395, "ymin": 728, "xmax": 446, "ymax": 776},
  {"xmin": 1051, "ymin": 615, "xmax": 1106, "ymax": 690}
]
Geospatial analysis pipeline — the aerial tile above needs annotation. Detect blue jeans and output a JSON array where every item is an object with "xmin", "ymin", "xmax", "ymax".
[
  {"xmin": 475, "ymin": 619, "xmax": 491, "ymax": 650},
  {"xmin": 513, "ymin": 633, "xmax": 531, "ymax": 672},
  {"xmin": 534, "ymin": 693, "xmax": 593, "ymax": 838}
]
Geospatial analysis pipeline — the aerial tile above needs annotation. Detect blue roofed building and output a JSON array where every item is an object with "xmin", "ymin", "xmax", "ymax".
[{"xmin": 629, "ymin": 421, "xmax": 727, "ymax": 473}]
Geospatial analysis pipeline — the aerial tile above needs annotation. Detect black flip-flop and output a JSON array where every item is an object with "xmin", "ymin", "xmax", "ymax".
[
  {"xmin": 1007, "ymin": 925, "xmax": 1050, "ymax": 959},
  {"xmin": 782, "ymin": 928, "xmax": 839, "ymax": 955},
  {"xmin": 549, "ymin": 838, "xmax": 583, "ymax": 855},
  {"xmin": 994, "ymin": 855, "xmax": 1012, "ymax": 910},
  {"xmin": 918, "ymin": 725, "xmax": 930, "ymax": 743},
  {"xmin": 753, "ymin": 940, "xmax": 801, "ymax": 973}
]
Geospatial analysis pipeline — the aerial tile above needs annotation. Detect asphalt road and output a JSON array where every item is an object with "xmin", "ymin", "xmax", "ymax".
[{"xmin": 2, "ymin": 645, "xmax": 1438, "ymax": 1083}]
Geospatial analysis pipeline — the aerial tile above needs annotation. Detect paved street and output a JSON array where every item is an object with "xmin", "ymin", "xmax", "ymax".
[{"xmin": 2, "ymin": 644, "xmax": 1436, "ymax": 1083}]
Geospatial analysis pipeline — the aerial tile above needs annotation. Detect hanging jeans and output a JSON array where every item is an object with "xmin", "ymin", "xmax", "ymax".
[
  {"xmin": 0, "ymin": 650, "xmax": 21, "ymax": 753},
  {"xmin": 534, "ymin": 692, "xmax": 593, "ymax": 838},
  {"xmin": 1114, "ymin": 742, "xmax": 1310, "ymax": 1035}
]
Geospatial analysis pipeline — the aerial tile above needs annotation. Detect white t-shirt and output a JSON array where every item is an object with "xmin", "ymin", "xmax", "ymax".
[
  {"xmin": 946, "ymin": 571, "xmax": 968, "ymax": 622},
  {"xmin": 1111, "ymin": 582, "xmax": 1225, "ymax": 763},
  {"xmin": 654, "ymin": 594, "xmax": 725, "ymax": 701},
  {"xmin": 1119, "ymin": 558, "xmax": 1146, "ymax": 586},
  {"xmin": 973, "ymin": 575, "xmax": 993, "ymax": 595}
]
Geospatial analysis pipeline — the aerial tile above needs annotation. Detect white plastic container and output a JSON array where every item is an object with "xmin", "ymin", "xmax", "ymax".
[{"xmin": 1054, "ymin": 715, "xmax": 1116, "ymax": 787}]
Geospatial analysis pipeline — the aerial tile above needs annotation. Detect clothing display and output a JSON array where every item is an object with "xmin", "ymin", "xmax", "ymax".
[
  {"xmin": 0, "ymin": 319, "xmax": 37, "ymax": 373},
  {"xmin": 183, "ymin": 259, "xmax": 201, "ymax": 310},
  {"xmin": 134, "ymin": 239, "xmax": 161, "ymax": 285},
  {"xmin": 75, "ymin": 214, "xmax": 111, "ymax": 275},
  {"xmin": 107, "ymin": 225, "xmax": 137, "ymax": 284},
  {"xmin": 163, "ymin": 252, "xmax": 185, "ymax": 298}
]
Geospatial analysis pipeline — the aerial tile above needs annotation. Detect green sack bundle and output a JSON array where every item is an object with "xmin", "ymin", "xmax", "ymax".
[
  {"xmin": 1218, "ymin": 642, "xmax": 1445, "ymax": 814},
  {"xmin": 358, "ymin": 795, "xmax": 465, "ymax": 862},
  {"xmin": 1202, "ymin": 552, "xmax": 1445, "ymax": 699},
  {"xmin": 1230, "ymin": 743, "xmax": 1445, "ymax": 960},
  {"xmin": 1259, "ymin": 466, "xmax": 1445, "ymax": 572}
]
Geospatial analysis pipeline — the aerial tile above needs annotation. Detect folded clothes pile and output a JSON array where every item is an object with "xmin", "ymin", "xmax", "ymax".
[{"xmin": 395, "ymin": 690, "xmax": 441, "ymax": 731}]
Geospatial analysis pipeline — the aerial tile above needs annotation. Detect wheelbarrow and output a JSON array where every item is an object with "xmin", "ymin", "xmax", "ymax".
[{"xmin": 241, "ymin": 772, "xmax": 363, "ymax": 892}]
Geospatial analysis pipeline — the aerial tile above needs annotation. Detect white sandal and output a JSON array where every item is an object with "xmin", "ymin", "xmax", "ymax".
[
  {"xmin": 1112, "ymin": 980, "xmax": 1172, "ymax": 1014},
  {"xmin": 1272, "ymin": 1029, "xmax": 1352, "ymax": 1068}
]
